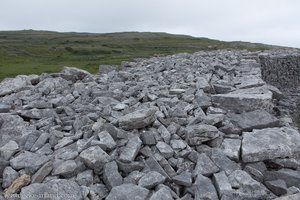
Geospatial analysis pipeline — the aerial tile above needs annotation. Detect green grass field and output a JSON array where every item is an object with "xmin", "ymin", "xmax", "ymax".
[{"xmin": 0, "ymin": 30, "xmax": 278, "ymax": 80}]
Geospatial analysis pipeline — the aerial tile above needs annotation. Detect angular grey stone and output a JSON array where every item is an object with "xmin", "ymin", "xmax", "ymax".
[
  {"xmin": 158, "ymin": 125, "xmax": 171, "ymax": 143},
  {"xmin": 194, "ymin": 89, "xmax": 212, "ymax": 109},
  {"xmin": 140, "ymin": 130, "xmax": 156, "ymax": 145},
  {"xmin": 23, "ymin": 130, "xmax": 41, "ymax": 151},
  {"xmin": 286, "ymin": 186, "xmax": 300, "ymax": 195},
  {"xmin": 62, "ymin": 66, "xmax": 91, "ymax": 80},
  {"xmin": 194, "ymin": 174, "xmax": 218, "ymax": 200},
  {"xmin": 265, "ymin": 179, "xmax": 288, "ymax": 196},
  {"xmin": 0, "ymin": 140, "xmax": 18, "ymax": 160},
  {"xmin": 10, "ymin": 151, "xmax": 50, "ymax": 173},
  {"xmin": 18, "ymin": 108, "xmax": 56, "ymax": 120},
  {"xmin": 228, "ymin": 170, "xmax": 268, "ymax": 199},
  {"xmin": 117, "ymin": 160, "xmax": 144, "ymax": 175},
  {"xmin": 97, "ymin": 130, "xmax": 117, "ymax": 151},
  {"xmin": 213, "ymin": 83, "xmax": 235, "ymax": 94},
  {"xmin": 79, "ymin": 146, "xmax": 110, "ymax": 173},
  {"xmin": 30, "ymin": 132, "xmax": 50, "ymax": 152},
  {"xmin": 138, "ymin": 171, "xmax": 166, "ymax": 189},
  {"xmin": 119, "ymin": 135, "xmax": 142, "ymax": 163},
  {"xmin": 76, "ymin": 170, "xmax": 93, "ymax": 186},
  {"xmin": 242, "ymin": 127, "xmax": 300, "ymax": 163},
  {"xmin": 212, "ymin": 90, "xmax": 273, "ymax": 113},
  {"xmin": 2, "ymin": 166, "xmax": 19, "ymax": 188},
  {"xmin": 89, "ymin": 183, "xmax": 109, "ymax": 199},
  {"xmin": 54, "ymin": 138, "xmax": 74, "ymax": 150},
  {"xmin": 0, "ymin": 103, "xmax": 10, "ymax": 113},
  {"xmin": 180, "ymin": 193, "xmax": 194, "ymax": 200},
  {"xmin": 123, "ymin": 171, "xmax": 145, "ymax": 184},
  {"xmin": 264, "ymin": 168, "xmax": 300, "ymax": 188},
  {"xmin": 0, "ymin": 75, "xmax": 31, "ymax": 96},
  {"xmin": 172, "ymin": 171, "xmax": 192, "ymax": 186},
  {"xmin": 169, "ymin": 88, "xmax": 185, "ymax": 95},
  {"xmin": 156, "ymin": 141, "xmax": 174, "ymax": 159},
  {"xmin": 209, "ymin": 149, "xmax": 241, "ymax": 175},
  {"xmin": 196, "ymin": 77, "xmax": 211, "ymax": 92},
  {"xmin": 158, "ymin": 157, "xmax": 177, "ymax": 178},
  {"xmin": 270, "ymin": 158, "xmax": 300, "ymax": 170},
  {"xmin": 103, "ymin": 161, "xmax": 123, "ymax": 190},
  {"xmin": 36, "ymin": 143, "xmax": 53, "ymax": 155},
  {"xmin": 26, "ymin": 100, "xmax": 52, "ymax": 109},
  {"xmin": 244, "ymin": 162, "xmax": 267, "ymax": 182},
  {"xmin": 170, "ymin": 139, "xmax": 186, "ymax": 150},
  {"xmin": 185, "ymin": 124, "xmax": 220, "ymax": 145},
  {"xmin": 149, "ymin": 187, "xmax": 173, "ymax": 200},
  {"xmin": 20, "ymin": 179, "xmax": 83, "ymax": 200},
  {"xmin": 145, "ymin": 156, "xmax": 170, "ymax": 180},
  {"xmin": 118, "ymin": 108, "xmax": 156, "ymax": 130},
  {"xmin": 106, "ymin": 184, "xmax": 149, "ymax": 200},
  {"xmin": 0, "ymin": 114, "xmax": 33, "ymax": 147},
  {"xmin": 227, "ymin": 109, "xmax": 280, "ymax": 131},
  {"xmin": 113, "ymin": 103, "xmax": 128, "ymax": 111},
  {"xmin": 0, "ymin": 158, "xmax": 9, "ymax": 178},
  {"xmin": 31, "ymin": 161, "xmax": 53, "ymax": 183},
  {"xmin": 273, "ymin": 193, "xmax": 300, "ymax": 200},
  {"xmin": 202, "ymin": 114, "xmax": 225, "ymax": 126},
  {"xmin": 52, "ymin": 160, "xmax": 77, "ymax": 177},
  {"xmin": 54, "ymin": 144, "xmax": 78, "ymax": 160},
  {"xmin": 194, "ymin": 153, "xmax": 219, "ymax": 177},
  {"xmin": 212, "ymin": 171, "xmax": 232, "ymax": 198},
  {"xmin": 221, "ymin": 138, "xmax": 241, "ymax": 161},
  {"xmin": 207, "ymin": 106, "xmax": 227, "ymax": 114}
]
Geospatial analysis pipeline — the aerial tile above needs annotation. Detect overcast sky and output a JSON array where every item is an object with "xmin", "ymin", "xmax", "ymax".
[{"xmin": 1, "ymin": 0, "xmax": 299, "ymax": 48}]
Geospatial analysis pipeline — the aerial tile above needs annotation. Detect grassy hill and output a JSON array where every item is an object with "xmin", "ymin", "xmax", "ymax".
[{"xmin": 0, "ymin": 30, "xmax": 279, "ymax": 80}]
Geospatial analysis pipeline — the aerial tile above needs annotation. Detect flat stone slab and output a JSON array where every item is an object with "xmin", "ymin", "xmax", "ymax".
[
  {"xmin": 242, "ymin": 127, "xmax": 300, "ymax": 163},
  {"xmin": 212, "ymin": 90, "xmax": 273, "ymax": 113},
  {"xmin": 227, "ymin": 109, "xmax": 280, "ymax": 131}
]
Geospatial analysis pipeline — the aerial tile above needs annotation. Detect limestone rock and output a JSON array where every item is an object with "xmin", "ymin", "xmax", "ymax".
[
  {"xmin": 119, "ymin": 135, "xmax": 142, "ymax": 163},
  {"xmin": 10, "ymin": 151, "xmax": 50, "ymax": 173},
  {"xmin": 106, "ymin": 184, "xmax": 149, "ymax": 200},
  {"xmin": 79, "ymin": 146, "xmax": 110, "ymax": 173},
  {"xmin": 20, "ymin": 179, "xmax": 83, "ymax": 200},
  {"xmin": 242, "ymin": 127, "xmax": 300, "ymax": 163},
  {"xmin": 185, "ymin": 124, "xmax": 220, "ymax": 146},
  {"xmin": 227, "ymin": 109, "xmax": 280, "ymax": 131},
  {"xmin": 118, "ymin": 108, "xmax": 156, "ymax": 130},
  {"xmin": 138, "ymin": 171, "xmax": 166, "ymax": 189}
]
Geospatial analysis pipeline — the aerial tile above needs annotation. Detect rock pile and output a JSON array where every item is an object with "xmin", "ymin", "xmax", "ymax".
[{"xmin": 0, "ymin": 50, "xmax": 300, "ymax": 200}]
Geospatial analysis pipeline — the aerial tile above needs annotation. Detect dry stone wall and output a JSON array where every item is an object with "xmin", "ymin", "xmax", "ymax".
[{"xmin": 259, "ymin": 50, "xmax": 300, "ymax": 128}]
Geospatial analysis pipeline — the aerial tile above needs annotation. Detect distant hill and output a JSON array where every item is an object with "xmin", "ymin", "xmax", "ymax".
[{"xmin": 0, "ymin": 30, "xmax": 284, "ymax": 79}]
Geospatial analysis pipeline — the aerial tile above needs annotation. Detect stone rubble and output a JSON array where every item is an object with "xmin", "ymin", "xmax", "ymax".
[{"xmin": 0, "ymin": 52, "xmax": 299, "ymax": 199}]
